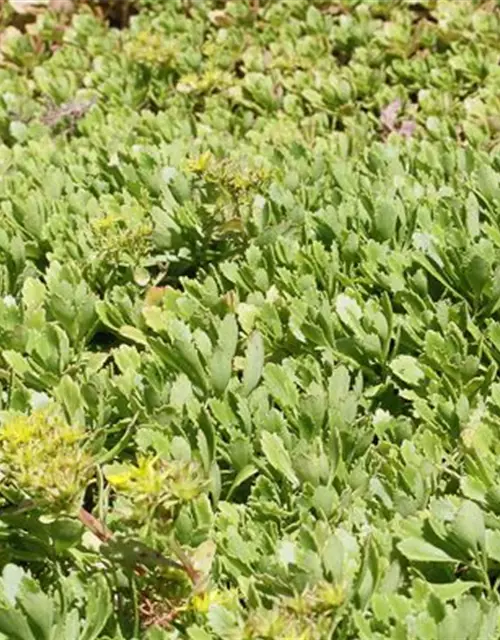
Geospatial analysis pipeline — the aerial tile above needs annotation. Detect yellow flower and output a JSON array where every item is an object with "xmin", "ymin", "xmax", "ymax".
[
  {"xmin": 316, "ymin": 583, "xmax": 345, "ymax": 609},
  {"xmin": 0, "ymin": 406, "xmax": 92, "ymax": 510},
  {"xmin": 186, "ymin": 151, "xmax": 213, "ymax": 173},
  {"xmin": 191, "ymin": 588, "xmax": 238, "ymax": 614},
  {"xmin": 104, "ymin": 463, "xmax": 134, "ymax": 489},
  {"xmin": 191, "ymin": 592, "xmax": 211, "ymax": 614},
  {"xmin": 91, "ymin": 214, "xmax": 122, "ymax": 231},
  {"xmin": 104, "ymin": 455, "xmax": 206, "ymax": 524}
]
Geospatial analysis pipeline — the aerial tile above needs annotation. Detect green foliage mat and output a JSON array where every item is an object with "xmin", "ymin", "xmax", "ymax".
[{"xmin": 1, "ymin": 0, "xmax": 500, "ymax": 637}]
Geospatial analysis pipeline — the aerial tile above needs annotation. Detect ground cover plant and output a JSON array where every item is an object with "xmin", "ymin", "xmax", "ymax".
[{"xmin": 1, "ymin": 0, "xmax": 500, "ymax": 637}]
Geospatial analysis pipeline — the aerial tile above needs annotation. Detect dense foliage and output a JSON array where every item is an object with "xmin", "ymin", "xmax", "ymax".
[{"xmin": 2, "ymin": 0, "xmax": 500, "ymax": 637}]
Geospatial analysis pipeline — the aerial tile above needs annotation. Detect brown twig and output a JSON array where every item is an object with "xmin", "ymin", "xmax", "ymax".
[
  {"xmin": 77, "ymin": 507, "xmax": 192, "ymax": 578},
  {"xmin": 139, "ymin": 595, "xmax": 184, "ymax": 629},
  {"xmin": 40, "ymin": 96, "xmax": 97, "ymax": 128},
  {"xmin": 78, "ymin": 506, "xmax": 112, "ymax": 541}
]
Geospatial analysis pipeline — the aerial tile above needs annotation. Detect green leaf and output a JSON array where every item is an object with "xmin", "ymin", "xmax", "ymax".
[
  {"xmin": 242, "ymin": 331, "xmax": 264, "ymax": 396},
  {"xmin": 142, "ymin": 306, "xmax": 166, "ymax": 333},
  {"xmin": 322, "ymin": 534, "xmax": 343, "ymax": 582},
  {"xmin": 312, "ymin": 485, "xmax": 337, "ymax": 517},
  {"xmin": 355, "ymin": 537, "xmax": 379, "ymax": 609},
  {"xmin": 113, "ymin": 345, "xmax": 141, "ymax": 374},
  {"xmin": 430, "ymin": 581, "xmax": 481, "ymax": 601},
  {"xmin": 199, "ymin": 407, "xmax": 215, "ymax": 468},
  {"xmin": 197, "ymin": 429, "xmax": 211, "ymax": 474},
  {"xmin": 328, "ymin": 366, "xmax": 350, "ymax": 406},
  {"xmin": 226, "ymin": 465, "xmax": 259, "ymax": 500},
  {"xmin": 485, "ymin": 530, "xmax": 500, "ymax": 563},
  {"xmin": 2, "ymin": 565, "xmax": 25, "ymax": 606},
  {"xmin": 171, "ymin": 436, "xmax": 192, "ymax": 462},
  {"xmin": 477, "ymin": 165, "xmax": 499, "ymax": 201},
  {"xmin": 52, "ymin": 608, "xmax": 79, "ymax": 640},
  {"xmin": 374, "ymin": 197, "xmax": 398, "ymax": 241},
  {"xmin": 218, "ymin": 314, "xmax": 238, "ymax": 358},
  {"xmin": 397, "ymin": 538, "xmax": 455, "ymax": 563},
  {"xmin": 390, "ymin": 355, "xmax": 425, "ymax": 386},
  {"xmin": 187, "ymin": 627, "xmax": 212, "ymax": 640},
  {"xmin": 210, "ymin": 315, "xmax": 238, "ymax": 394},
  {"xmin": 335, "ymin": 294, "xmax": 363, "ymax": 333},
  {"xmin": 174, "ymin": 337, "xmax": 209, "ymax": 392},
  {"xmin": 80, "ymin": 576, "xmax": 112, "ymax": 640},
  {"xmin": 451, "ymin": 500, "xmax": 485, "ymax": 553},
  {"xmin": 22, "ymin": 278, "xmax": 45, "ymax": 309},
  {"xmin": 263, "ymin": 363, "xmax": 298, "ymax": 409},
  {"xmin": 55, "ymin": 375, "xmax": 84, "ymax": 422},
  {"xmin": 3, "ymin": 351, "xmax": 30, "ymax": 376},
  {"xmin": 17, "ymin": 579, "xmax": 53, "ymax": 640},
  {"xmin": 261, "ymin": 431, "xmax": 299, "ymax": 487},
  {"xmin": 207, "ymin": 605, "xmax": 240, "ymax": 637},
  {"xmin": 0, "ymin": 607, "xmax": 35, "ymax": 640},
  {"xmin": 466, "ymin": 255, "xmax": 490, "ymax": 296},
  {"xmin": 191, "ymin": 540, "xmax": 216, "ymax": 589},
  {"xmin": 210, "ymin": 348, "xmax": 233, "ymax": 395},
  {"xmin": 118, "ymin": 325, "xmax": 148, "ymax": 345},
  {"xmin": 210, "ymin": 461, "xmax": 221, "ymax": 506},
  {"xmin": 466, "ymin": 193, "xmax": 480, "ymax": 239}
]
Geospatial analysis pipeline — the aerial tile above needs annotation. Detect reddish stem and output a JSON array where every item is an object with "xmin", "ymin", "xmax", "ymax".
[{"xmin": 78, "ymin": 507, "xmax": 112, "ymax": 541}]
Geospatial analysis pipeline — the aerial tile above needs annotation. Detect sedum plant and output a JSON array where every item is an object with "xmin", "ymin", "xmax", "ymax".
[{"xmin": 2, "ymin": 0, "xmax": 500, "ymax": 638}]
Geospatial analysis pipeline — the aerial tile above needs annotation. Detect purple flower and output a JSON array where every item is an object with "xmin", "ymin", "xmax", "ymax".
[
  {"xmin": 380, "ymin": 99, "xmax": 401, "ymax": 131},
  {"xmin": 399, "ymin": 119, "xmax": 416, "ymax": 138}
]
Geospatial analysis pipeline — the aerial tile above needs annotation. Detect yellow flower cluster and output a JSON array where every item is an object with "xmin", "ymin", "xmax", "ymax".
[
  {"xmin": 125, "ymin": 31, "xmax": 177, "ymax": 66},
  {"xmin": 190, "ymin": 588, "xmax": 239, "ymax": 614},
  {"xmin": 0, "ymin": 406, "xmax": 92, "ymax": 510},
  {"xmin": 185, "ymin": 152, "xmax": 271, "ymax": 199},
  {"xmin": 104, "ymin": 455, "xmax": 207, "ymax": 522},
  {"xmin": 105, "ymin": 455, "xmax": 165, "ymax": 499}
]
